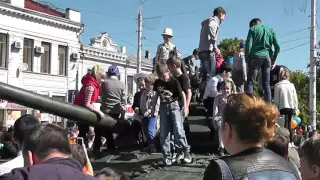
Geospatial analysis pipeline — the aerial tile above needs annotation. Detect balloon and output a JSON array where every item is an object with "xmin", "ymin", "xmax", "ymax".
[
  {"xmin": 296, "ymin": 109, "xmax": 300, "ymax": 116},
  {"xmin": 293, "ymin": 116, "xmax": 302, "ymax": 125},
  {"xmin": 291, "ymin": 120, "xmax": 298, "ymax": 129},
  {"xmin": 297, "ymin": 128, "xmax": 303, "ymax": 135}
]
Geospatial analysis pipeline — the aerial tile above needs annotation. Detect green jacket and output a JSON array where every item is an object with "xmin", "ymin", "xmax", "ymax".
[{"xmin": 245, "ymin": 23, "xmax": 280, "ymax": 61}]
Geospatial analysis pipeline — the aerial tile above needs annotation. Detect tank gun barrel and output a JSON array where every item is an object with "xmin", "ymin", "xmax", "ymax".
[{"xmin": 0, "ymin": 82, "xmax": 118, "ymax": 128}]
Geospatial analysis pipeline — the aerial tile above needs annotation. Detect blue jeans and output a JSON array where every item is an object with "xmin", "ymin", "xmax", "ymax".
[
  {"xmin": 159, "ymin": 101, "xmax": 190, "ymax": 158},
  {"xmin": 246, "ymin": 56, "xmax": 271, "ymax": 103},
  {"xmin": 199, "ymin": 51, "xmax": 216, "ymax": 101},
  {"xmin": 142, "ymin": 116, "xmax": 157, "ymax": 145}
]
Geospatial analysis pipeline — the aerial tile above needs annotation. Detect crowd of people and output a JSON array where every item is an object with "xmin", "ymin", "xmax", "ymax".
[{"xmin": 0, "ymin": 5, "xmax": 318, "ymax": 180}]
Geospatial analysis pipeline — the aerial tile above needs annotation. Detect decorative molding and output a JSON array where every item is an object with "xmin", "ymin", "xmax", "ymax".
[
  {"xmin": 90, "ymin": 32, "xmax": 118, "ymax": 52},
  {"xmin": 83, "ymin": 54, "xmax": 153, "ymax": 71},
  {"xmin": 0, "ymin": 2, "xmax": 82, "ymax": 32},
  {"xmin": 81, "ymin": 45, "xmax": 126, "ymax": 61}
]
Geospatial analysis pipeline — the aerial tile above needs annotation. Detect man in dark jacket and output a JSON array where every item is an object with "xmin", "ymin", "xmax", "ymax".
[{"xmin": 0, "ymin": 123, "xmax": 96, "ymax": 180}]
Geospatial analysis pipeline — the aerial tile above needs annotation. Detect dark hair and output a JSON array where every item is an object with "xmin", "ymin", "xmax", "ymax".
[
  {"xmin": 22, "ymin": 123, "xmax": 71, "ymax": 160},
  {"xmin": 192, "ymin": 48, "xmax": 199, "ymax": 56},
  {"xmin": 156, "ymin": 63, "xmax": 169, "ymax": 76},
  {"xmin": 70, "ymin": 144, "xmax": 87, "ymax": 167},
  {"xmin": 249, "ymin": 18, "xmax": 261, "ymax": 28},
  {"xmin": 299, "ymin": 134, "xmax": 320, "ymax": 166},
  {"xmin": 217, "ymin": 62, "xmax": 232, "ymax": 74},
  {"xmin": 266, "ymin": 133, "xmax": 289, "ymax": 157},
  {"xmin": 213, "ymin": 7, "xmax": 226, "ymax": 16},
  {"xmin": 13, "ymin": 114, "xmax": 40, "ymax": 146},
  {"xmin": 223, "ymin": 93, "xmax": 277, "ymax": 144},
  {"xmin": 166, "ymin": 56, "xmax": 182, "ymax": 68},
  {"xmin": 95, "ymin": 167, "xmax": 130, "ymax": 180}
]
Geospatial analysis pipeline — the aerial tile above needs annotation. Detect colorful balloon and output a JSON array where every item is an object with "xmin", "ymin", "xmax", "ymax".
[
  {"xmin": 291, "ymin": 120, "xmax": 298, "ymax": 129},
  {"xmin": 296, "ymin": 109, "xmax": 300, "ymax": 116},
  {"xmin": 297, "ymin": 128, "xmax": 303, "ymax": 135},
  {"xmin": 293, "ymin": 116, "xmax": 302, "ymax": 125}
]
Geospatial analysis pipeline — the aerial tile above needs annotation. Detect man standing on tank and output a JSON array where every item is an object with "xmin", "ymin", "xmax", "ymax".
[
  {"xmin": 198, "ymin": 7, "xmax": 226, "ymax": 102},
  {"xmin": 245, "ymin": 18, "xmax": 280, "ymax": 103}
]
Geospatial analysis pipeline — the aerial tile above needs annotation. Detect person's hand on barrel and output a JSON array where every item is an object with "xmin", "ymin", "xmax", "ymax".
[{"xmin": 98, "ymin": 111, "xmax": 105, "ymax": 119}]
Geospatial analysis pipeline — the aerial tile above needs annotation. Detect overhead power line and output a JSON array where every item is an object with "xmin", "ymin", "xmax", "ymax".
[
  {"xmin": 143, "ymin": 10, "xmax": 202, "ymax": 19},
  {"xmin": 277, "ymin": 28, "xmax": 310, "ymax": 37},
  {"xmin": 281, "ymin": 42, "xmax": 309, "ymax": 52},
  {"xmin": 280, "ymin": 36, "xmax": 309, "ymax": 44}
]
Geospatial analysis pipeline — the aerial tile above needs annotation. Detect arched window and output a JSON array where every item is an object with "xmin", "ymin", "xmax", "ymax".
[{"xmin": 102, "ymin": 39, "xmax": 108, "ymax": 48}]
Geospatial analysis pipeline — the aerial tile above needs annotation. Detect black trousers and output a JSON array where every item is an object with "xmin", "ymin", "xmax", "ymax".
[
  {"xmin": 78, "ymin": 123, "xmax": 89, "ymax": 144},
  {"xmin": 203, "ymin": 97, "xmax": 216, "ymax": 143},
  {"xmin": 280, "ymin": 108, "xmax": 294, "ymax": 142},
  {"xmin": 93, "ymin": 113, "xmax": 120, "ymax": 151}
]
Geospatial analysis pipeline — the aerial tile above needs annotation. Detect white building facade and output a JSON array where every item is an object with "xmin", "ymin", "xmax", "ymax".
[
  {"xmin": 79, "ymin": 33, "xmax": 153, "ymax": 99},
  {"xmin": 0, "ymin": 0, "xmax": 82, "ymax": 126}
]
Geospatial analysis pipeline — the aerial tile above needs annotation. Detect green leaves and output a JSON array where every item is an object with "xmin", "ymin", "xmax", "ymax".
[{"xmin": 218, "ymin": 38, "xmax": 243, "ymax": 58}]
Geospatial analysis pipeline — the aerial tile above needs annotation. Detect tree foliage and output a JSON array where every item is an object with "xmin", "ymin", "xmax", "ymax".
[{"xmin": 218, "ymin": 38, "xmax": 243, "ymax": 58}]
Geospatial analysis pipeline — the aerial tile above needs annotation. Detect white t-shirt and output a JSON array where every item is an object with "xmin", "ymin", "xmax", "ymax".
[{"xmin": 0, "ymin": 152, "xmax": 23, "ymax": 175}]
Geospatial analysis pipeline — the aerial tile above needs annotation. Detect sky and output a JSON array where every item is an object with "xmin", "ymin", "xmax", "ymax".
[{"xmin": 49, "ymin": 0, "xmax": 319, "ymax": 71}]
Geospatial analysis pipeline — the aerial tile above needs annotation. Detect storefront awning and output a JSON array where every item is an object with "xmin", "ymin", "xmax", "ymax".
[{"xmin": 0, "ymin": 99, "xmax": 31, "ymax": 110}]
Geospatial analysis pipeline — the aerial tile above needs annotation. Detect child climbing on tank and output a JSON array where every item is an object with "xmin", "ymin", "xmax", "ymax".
[{"xmin": 212, "ymin": 80, "xmax": 233, "ymax": 156}]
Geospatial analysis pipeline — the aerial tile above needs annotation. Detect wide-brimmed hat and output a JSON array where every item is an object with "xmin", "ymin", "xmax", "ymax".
[
  {"xmin": 134, "ymin": 73, "xmax": 148, "ymax": 84},
  {"xmin": 162, "ymin": 28, "xmax": 173, "ymax": 37}
]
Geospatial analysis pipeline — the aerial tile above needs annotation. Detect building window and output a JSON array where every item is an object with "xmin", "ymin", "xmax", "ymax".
[
  {"xmin": 23, "ymin": 38, "xmax": 33, "ymax": 71},
  {"xmin": 102, "ymin": 39, "xmax": 108, "ymax": 48},
  {"xmin": 58, "ymin": 46, "xmax": 67, "ymax": 75},
  {"xmin": 40, "ymin": 42, "xmax": 51, "ymax": 73},
  {"xmin": 0, "ymin": 33, "xmax": 7, "ymax": 68},
  {"xmin": 127, "ymin": 75, "xmax": 133, "ymax": 96}
]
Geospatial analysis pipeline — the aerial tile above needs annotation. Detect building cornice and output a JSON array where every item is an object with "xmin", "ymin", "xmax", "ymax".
[
  {"xmin": 0, "ymin": 2, "xmax": 82, "ymax": 32},
  {"xmin": 83, "ymin": 55, "xmax": 152, "ymax": 71},
  {"xmin": 81, "ymin": 45, "xmax": 127, "ymax": 62}
]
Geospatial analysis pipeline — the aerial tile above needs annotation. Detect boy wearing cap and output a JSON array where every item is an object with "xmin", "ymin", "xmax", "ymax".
[{"xmin": 232, "ymin": 41, "xmax": 247, "ymax": 93}]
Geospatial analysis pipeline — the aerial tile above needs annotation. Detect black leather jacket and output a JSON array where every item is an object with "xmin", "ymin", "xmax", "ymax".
[{"xmin": 203, "ymin": 147, "xmax": 300, "ymax": 180}]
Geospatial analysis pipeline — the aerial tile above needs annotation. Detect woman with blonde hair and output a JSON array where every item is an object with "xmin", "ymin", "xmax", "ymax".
[
  {"xmin": 203, "ymin": 93, "xmax": 300, "ymax": 180},
  {"xmin": 74, "ymin": 65, "xmax": 105, "ymax": 144},
  {"xmin": 274, "ymin": 69, "xmax": 298, "ymax": 144}
]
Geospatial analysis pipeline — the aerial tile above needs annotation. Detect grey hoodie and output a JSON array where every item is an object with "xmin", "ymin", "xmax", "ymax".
[{"xmin": 198, "ymin": 16, "xmax": 221, "ymax": 52}]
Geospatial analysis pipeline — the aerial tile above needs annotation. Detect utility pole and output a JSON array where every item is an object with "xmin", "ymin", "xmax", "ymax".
[
  {"xmin": 137, "ymin": 7, "xmax": 142, "ymax": 74},
  {"xmin": 309, "ymin": 0, "xmax": 317, "ymax": 130}
]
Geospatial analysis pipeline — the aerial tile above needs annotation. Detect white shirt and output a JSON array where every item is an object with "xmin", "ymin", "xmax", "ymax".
[
  {"xmin": 274, "ymin": 80, "xmax": 298, "ymax": 111},
  {"xmin": 203, "ymin": 75, "xmax": 223, "ymax": 100},
  {"xmin": 0, "ymin": 151, "xmax": 23, "ymax": 175}
]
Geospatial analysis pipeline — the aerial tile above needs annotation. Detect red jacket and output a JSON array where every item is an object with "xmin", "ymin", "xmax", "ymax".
[
  {"xmin": 74, "ymin": 73, "xmax": 100, "ymax": 106},
  {"xmin": 215, "ymin": 51, "xmax": 224, "ymax": 72}
]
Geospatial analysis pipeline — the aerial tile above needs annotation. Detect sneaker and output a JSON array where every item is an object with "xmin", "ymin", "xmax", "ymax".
[
  {"xmin": 176, "ymin": 153, "xmax": 184, "ymax": 162},
  {"xmin": 149, "ymin": 145, "xmax": 157, "ymax": 153},
  {"xmin": 164, "ymin": 158, "xmax": 172, "ymax": 166},
  {"xmin": 183, "ymin": 152, "xmax": 192, "ymax": 164},
  {"xmin": 218, "ymin": 148, "xmax": 225, "ymax": 156},
  {"xmin": 171, "ymin": 152, "xmax": 177, "ymax": 163}
]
